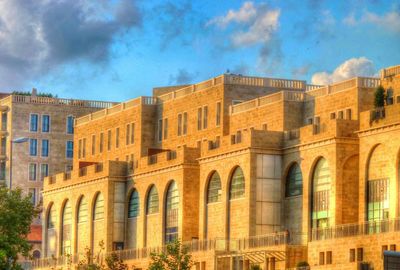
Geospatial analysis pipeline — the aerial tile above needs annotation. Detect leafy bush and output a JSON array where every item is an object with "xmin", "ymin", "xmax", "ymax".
[{"xmin": 374, "ymin": 85, "xmax": 385, "ymax": 108}]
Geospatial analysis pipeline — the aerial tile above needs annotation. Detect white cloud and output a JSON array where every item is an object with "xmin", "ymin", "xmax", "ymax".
[
  {"xmin": 362, "ymin": 10, "xmax": 400, "ymax": 33},
  {"xmin": 232, "ymin": 9, "xmax": 280, "ymax": 47},
  {"xmin": 207, "ymin": 1, "xmax": 280, "ymax": 48},
  {"xmin": 311, "ymin": 57, "xmax": 376, "ymax": 85},
  {"xmin": 342, "ymin": 9, "xmax": 400, "ymax": 33},
  {"xmin": 206, "ymin": 1, "xmax": 256, "ymax": 28}
]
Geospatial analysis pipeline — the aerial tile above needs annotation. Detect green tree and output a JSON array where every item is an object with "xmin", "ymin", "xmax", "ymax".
[
  {"xmin": 77, "ymin": 241, "xmax": 129, "ymax": 270},
  {"xmin": 148, "ymin": 239, "xmax": 194, "ymax": 270},
  {"xmin": 0, "ymin": 187, "xmax": 38, "ymax": 270},
  {"xmin": 374, "ymin": 85, "xmax": 385, "ymax": 108}
]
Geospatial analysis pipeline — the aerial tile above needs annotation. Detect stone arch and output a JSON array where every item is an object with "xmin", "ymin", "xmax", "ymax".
[{"xmin": 126, "ymin": 188, "xmax": 140, "ymax": 249}]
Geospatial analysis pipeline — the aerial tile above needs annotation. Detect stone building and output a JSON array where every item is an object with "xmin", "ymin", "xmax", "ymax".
[
  {"xmin": 0, "ymin": 90, "xmax": 115, "ymax": 259},
  {"xmin": 35, "ymin": 64, "xmax": 400, "ymax": 270}
]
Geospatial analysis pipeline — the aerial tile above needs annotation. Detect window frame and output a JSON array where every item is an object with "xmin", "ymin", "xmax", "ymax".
[
  {"xmin": 29, "ymin": 113, "xmax": 39, "ymax": 132},
  {"xmin": 42, "ymin": 114, "xmax": 50, "ymax": 133}
]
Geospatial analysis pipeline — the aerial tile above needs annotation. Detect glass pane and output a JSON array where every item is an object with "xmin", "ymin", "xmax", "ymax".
[
  {"xmin": 207, "ymin": 172, "xmax": 221, "ymax": 203},
  {"xmin": 128, "ymin": 190, "xmax": 140, "ymax": 218},
  {"xmin": 286, "ymin": 163, "xmax": 303, "ymax": 197},
  {"xmin": 165, "ymin": 182, "xmax": 179, "ymax": 243},
  {"xmin": 78, "ymin": 198, "xmax": 88, "ymax": 223},
  {"xmin": 230, "ymin": 167, "xmax": 245, "ymax": 199},
  {"xmin": 147, "ymin": 186, "xmax": 159, "ymax": 214}
]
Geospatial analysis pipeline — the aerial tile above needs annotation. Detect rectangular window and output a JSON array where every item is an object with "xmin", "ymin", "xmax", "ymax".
[
  {"xmin": 158, "ymin": 119, "xmax": 163, "ymax": 142},
  {"xmin": 29, "ymin": 163, "xmax": 37, "ymax": 181},
  {"xmin": 262, "ymin": 123, "xmax": 268, "ymax": 130},
  {"xmin": 330, "ymin": 112, "xmax": 336, "ymax": 120},
  {"xmin": 164, "ymin": 118, "xmax": 168, "ymax": 140},
  {"xmin": 82, "ymin": 138, "xmax": 86, "ymax": 158},
  {"xmin": 126, "ymin": 124, "xmax": 130, "ymax": 145},
  {"xmin": 42, "ymin": 115, "xmax": 50, "ymax": 132},
  {"xmin": 319, "ymin": 252, "xmax": 325, "ymax": 265},
  {"xmin": 390, "ymin": 244, "xmax": 396, "ymax": 251},
  {"xmin": 357, "ymin": 248, "xmax": 363, "ymax": 262},
  {"xmin": 338, "ymin": 110, "xmax": 344, "ymax": 119},
  {"xmin": 66, "ymin": 141, "xmax": 73, "ymax": 159},
  {"xmin": 91, "ymin": 135, "xmax": 96, "ymax": 155},
  {"xmin": 66, "ymin": 116, "xmax": 74, "ymax": 134},
  {"xmin": 29, "ymin": 139, "xmax": 37, "ymax": 156},
  {"xmin": 1, "ymin": 112, "xmax": 7, "ymax": 131},
  {"xmin": 203, "ymin": 106, "xmax": 208, "ymax": 129},
  {"xmin": 349, "ymin": 249, "xmax": 355, "ymax": 262},
  {"xmin": 177, "ymin": 114, "xmax": 182, "ymax": 136},
  {"xmin": 100, "ymin": 132, "xmax": 104, "ymax": 153},
  {"xmin": 65, "ymin": 164, "xmax": 73, "ymax": 172},
  {"xmin": 346, "ymin": 108, "xmax": 352, "ymax": 120},
  {"xmin": 107, "ymin": 130, "xmax": 112, "ymax": 151},
  {"xmin": 197, "ymin": 108, "xmax": 202, "ymax": 130},
  {"xmin": 30, "ymin": 114, "xmax": 38, "ymax": 132},
  {"xmin": 130, "ymin": 123, "xmax": 134, "ymax": 144},
  {"xmin": 0, "ymin": 161, "xmax": 5, "ymax": 180},
  {"xmin": 183, "ymin": 112, "xmax": 188, "ymax": 135},
  {"xmin": 41, "ymin": 139, "xmax": 49, "ymax": 157},
  {"xmin": 40, "ymin": 164, "xmax": 49, "ymax": 180},
  {"xmin": 216, "ymin": 102, "xmax": 221, "ymax": 126},
  {"xmin": 28, "ymin": 188, "xmax": 36, "ymax": 205},
  {"xmin": 116, "ymin": 127, "xmax": 120, "ymax": 148},
  {"xmin": 326, "ymin": 251, "xmax": 332, "ymax": 264},
  {"xmin": 367, "ymin": 178, "xmax": 389, "ymax": 221}
]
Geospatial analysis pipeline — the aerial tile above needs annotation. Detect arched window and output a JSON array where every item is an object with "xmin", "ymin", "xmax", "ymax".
[
  {"xmin": 367, "ymin": 145, "xmax": 389, "ymax": 221},
  {"xmin": 61, "ymin": 201, "xmax": 72, "ymax": 255},
  {"xmin": 93, "ymin": 193, "xmax": 104, "ymax": 220},
  {"xmin": 128, "ymin": 190, "xmax": 140, "ymax": 218},
  {"xmin": 32, "ymin": 250, "xmax": 41, "ymax": 259},
  {"xmin": 46, "ymin": 204, "xmax": 56, "ymax": 257},
  {"xmin": 312, "ymin": 158, "xmax": 331, "ymax": 229},
  {"xmin": 207, "ymin": 172, "xmax": 222, "ymax": 203},
  {"xmin": 165, "ymin": 181, "xmax": 179, "ymax": 243},
  {"xmin": 230, "ymin": 167, "xmax": 245, "ymax": 200},
  {"xmin": 47, "ymin": 204, "xmax": 56, "ymax": 229},
  {"xmin": 77, "ymin": 197, "xmax": 88, "ymax": 223},
  {"xmin": 146, "ymin": 186, "xmax": 159, "ymax": 214},
  {"xmin": 285, "ymin": 163, "xmax": 303, "ymax": 197}
]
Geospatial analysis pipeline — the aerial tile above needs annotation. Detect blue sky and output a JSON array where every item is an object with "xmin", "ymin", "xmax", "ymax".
[{"xmin": 0, "ymin": 0, "xmax": 399, "ymax": 102}]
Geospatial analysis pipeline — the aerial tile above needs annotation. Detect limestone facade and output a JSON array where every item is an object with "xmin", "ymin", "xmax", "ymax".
[
  {"xmin": 0, "ymin": 91, "xmax": 115, "ymax": 259},
  {"xmin": 37, "ymin": 65, "xmax": 400, "ymax": 270}
]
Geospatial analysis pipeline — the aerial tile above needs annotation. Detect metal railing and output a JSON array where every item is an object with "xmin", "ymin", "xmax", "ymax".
[
  {"xmin": 311, "ymin": 218, "xmax": 400, "ymax": 241},
  {"xmin": 29, "ymin": 232, "xmax": 290, "ymax": 269},
  {"xmin": 370, "ymin": 107, "xmax": 385, "ymax": 121}
]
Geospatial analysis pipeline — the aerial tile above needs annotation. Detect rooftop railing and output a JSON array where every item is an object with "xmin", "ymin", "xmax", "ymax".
[
  {"xmin": 75, "ymin": 96, "xmax": 157, "ymax": 126},
  {"xmin": 311, "ymin": 218, "xmax": 400, "ymax": 241},
  {"xmin": 11, "ymin": 95, "xmax": 115, "ymax": 108},
  {"xmin": 381, "ymin": 64, "xmax": 400, "ymax": 78}
]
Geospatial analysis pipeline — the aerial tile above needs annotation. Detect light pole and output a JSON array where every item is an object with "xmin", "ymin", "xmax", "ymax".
[{"xmin": 9, "ymin": 137, "xmax": 29, "ymax": 189}]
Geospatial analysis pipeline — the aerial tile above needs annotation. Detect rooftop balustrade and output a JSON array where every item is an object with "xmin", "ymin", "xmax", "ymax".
[
  {"xmin": 75, "ymin": 96, "xmax": 157, "ymax": 126},
  {"xmin": 381, "ymin": 64, "xmax": 400, "ymax": 78},
  {"xmin": 11, "ymin": 94, "xmax": 116, "ymax": 108}
]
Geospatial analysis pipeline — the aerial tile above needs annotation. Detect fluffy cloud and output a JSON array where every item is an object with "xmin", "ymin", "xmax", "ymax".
[
  {"xmin": 207, "ymin": 2, "xmax": 280, "ymax": 48},
  {"xmin": 207, "ymin": 1, "xmax": 257, "ymax": 28},
  {"xmin": 0, "ymin": 0, "xmax": 141, "ymax": 90},
  {"xmin": 311, "ymin": 57, "xmax": 376, "ymax": 85},
  {"xmin": 343, "ymin": 9, "xmax": 400, "ymax": 33},
  {"xmin": 362, "ymin": 10, "xmax": 400, "ymax": 33}
]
